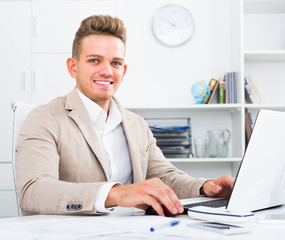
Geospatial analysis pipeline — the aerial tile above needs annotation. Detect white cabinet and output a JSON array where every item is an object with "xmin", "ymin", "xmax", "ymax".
[
  {"xmin": 31, "ymin": 0, "xmax": 116, "ymax": 104},
  {"xmin": 31, "ymin": 54, "xmax": 75, "ymax": 104},
  {"xmin": 0, "ymin": 1, "xmax": 32, "ymax": 163},
  {"xmin": 32, "ymin": 0, "xmax": 116, "ymax": 53},
  {"xmin": 0, "ymin": 163, "xmax": 19, "ymax": 218},
  {"xmin": 0, "ymin": 192, "xmax": 18, "ymax": 218},
  {"xmin": 0, "ymin": 1, "xmax": 32, "ymax": 217},
  {"xmin": 0, "ymin": 164, "xmax": 17, "ymax": 218}
]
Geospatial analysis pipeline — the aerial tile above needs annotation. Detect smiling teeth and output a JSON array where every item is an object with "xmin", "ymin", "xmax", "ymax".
[{"xmin": 95, "ymin": 81, "xmax": 111, "ymax": 85}]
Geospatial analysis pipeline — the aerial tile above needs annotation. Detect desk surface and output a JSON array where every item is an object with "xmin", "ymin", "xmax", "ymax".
[{"xmin": 1, "ymin": 205, "xmax": 285, "ymax": 240}]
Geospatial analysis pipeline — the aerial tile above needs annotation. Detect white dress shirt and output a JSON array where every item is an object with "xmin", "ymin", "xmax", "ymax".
[{"xmin": 77, "ymin": 89, "xmax": 133, "ymax": 212}]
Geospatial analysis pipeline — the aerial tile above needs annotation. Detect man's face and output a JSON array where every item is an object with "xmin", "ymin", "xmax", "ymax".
[{"xmin": 67, "ymin": 34, "xmax": 127, "ymax": 110}]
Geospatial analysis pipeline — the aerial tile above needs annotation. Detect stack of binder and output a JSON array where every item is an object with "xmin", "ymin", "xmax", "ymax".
[{"xmin": 148, "ymin": 118, "xmax": 192, "ymax": 158}]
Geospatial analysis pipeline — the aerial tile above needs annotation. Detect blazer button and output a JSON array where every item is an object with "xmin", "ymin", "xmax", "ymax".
[
  {"xmin": 66, "ymin": 204, "xmax": 70, "ymax": 210},
  {"xmin": 77, "ymin": 204, "xmax": 82, "ymax": 210},
  {"xmin": 71, "ymin": 204, "xmax": 75, "ymax": 210}
]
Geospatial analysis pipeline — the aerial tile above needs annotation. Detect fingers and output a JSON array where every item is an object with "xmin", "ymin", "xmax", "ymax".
[
  {"xmin": 106, "ymin": 178, "xmax": 183, "ymax": 216},
  {"xmin": 203, "ymin": 181, "xmax": 222, "ymax": 196},
  {"xmin": 227, "ymin": 178, "xmax": 235, "ymax": 189},
  {"xmin": 142, "ymin": 194, "xmax": 165, "ymax": 216},
  {"xmin": 151, "ymin": 178, "xmax": 184, "ymax": 214},
  {"xmin": 202, "ymin": 175, "xmax": 235, "ymax": 198},
  {"xmin": 215, "ymin": 174, "xmax": 235, "ymax": 189}
]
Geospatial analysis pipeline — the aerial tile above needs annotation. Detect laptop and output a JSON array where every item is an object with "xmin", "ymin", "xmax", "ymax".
[{"xmin": 182, "ymin": 109, "xmax": 285, "ymax": 212}]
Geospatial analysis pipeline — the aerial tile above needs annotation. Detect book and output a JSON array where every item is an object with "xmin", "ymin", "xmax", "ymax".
[
  {"xmin": 208, "ymin": 80, "xmax": 219, "ymax": 104},
  {"xmin": 225, "ymin": 72, "xmax": 237, "ymax": 103},
  {"xmin": 203, "ymin": 79, "xmax": 217, "ymax": 104},
  {"xmin": 203, "ymin": 79, "xmax": 218, "ymax": 104},
  {"xmin": 244, "ymin": 76, "xmax": 263, "ymax": 104},
  {"xmin": 244, "ymin": 108, "xmax": 253, "ymax": 147},
  {"xmin": 225, "ymin": 74, "xmax": 230, "ymax": 103},
  {"xmin": 244, "ymin": 79, "xmax": 253, "ymax": 104},
  {"xmin": 233, "ymin": 72, "xmax": 237, "ymax": 103},
  {"xmin": 219, "ymin": 77, "xmax": 225, "ymax": 104}
]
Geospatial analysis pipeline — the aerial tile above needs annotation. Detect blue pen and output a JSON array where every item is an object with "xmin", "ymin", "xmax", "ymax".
[{"xmin": 150, "ymin": 220, "xmax": 181, "ymax": 232}]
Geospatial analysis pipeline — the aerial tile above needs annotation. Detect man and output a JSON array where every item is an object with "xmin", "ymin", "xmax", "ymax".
[{"xmin": 16, "ymin": 15, "xmax": 234, "ymax": 216}]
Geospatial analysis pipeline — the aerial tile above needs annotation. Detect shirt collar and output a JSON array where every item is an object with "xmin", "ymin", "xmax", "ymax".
[{"xmin": 77, "ymin": 89, "xmax": 122, "ymax": 132}]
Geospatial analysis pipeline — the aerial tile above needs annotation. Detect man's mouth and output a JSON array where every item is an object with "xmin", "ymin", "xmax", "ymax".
[{"xmin": 94, "ymin": 80, "xmax": 113, "ymax": 85}]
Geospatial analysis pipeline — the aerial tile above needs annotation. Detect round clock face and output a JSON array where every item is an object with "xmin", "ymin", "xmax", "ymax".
[{"xmin": 152, "ymin": 4, "xmax": 195, "ymax": 47}]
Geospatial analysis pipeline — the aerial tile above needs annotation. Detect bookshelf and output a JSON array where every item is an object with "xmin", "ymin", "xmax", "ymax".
[
  {"xmin": 129, "ymin": 104, "xmax": 243, "ymax": 176},
  {"xmin": 130, "ymin": 0, "xmax": 285, "ymax": 178},
  {"xmin": 244, "ymin": 0, "xmax": 285, "ymax": 111}
]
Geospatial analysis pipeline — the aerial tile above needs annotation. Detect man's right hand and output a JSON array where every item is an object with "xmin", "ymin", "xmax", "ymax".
[{"xmin": 105, "ymin": 178, "xmax": 184, "ymax": 216}]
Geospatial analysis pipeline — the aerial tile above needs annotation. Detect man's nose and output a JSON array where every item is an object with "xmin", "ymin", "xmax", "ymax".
[{"xmin": 99, "ymin": 62, "xmax": 113, "ymax": 77}]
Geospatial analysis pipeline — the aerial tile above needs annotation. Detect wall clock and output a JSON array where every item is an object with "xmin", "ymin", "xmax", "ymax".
[{"xmin": 152, "ymin": 4, "xmax": 195, "ymax": 47}]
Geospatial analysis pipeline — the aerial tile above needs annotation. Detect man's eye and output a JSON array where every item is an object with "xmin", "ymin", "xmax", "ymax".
[
  {"xmin": 112, "ymin": 61, "xmax": 122, "ymax": 66},
  {"xmin": 90, "ymin": 59, "xmax": 98, "ymax": 63}
]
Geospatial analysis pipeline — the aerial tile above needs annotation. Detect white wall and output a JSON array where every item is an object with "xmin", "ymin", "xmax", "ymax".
[
  {"xmin": 0, "ymin": 0, "xmax": 233, "ymax": 109},
  {"xmin": 116, "ymin": 0, "xmax": 232, "ymax": 108}
]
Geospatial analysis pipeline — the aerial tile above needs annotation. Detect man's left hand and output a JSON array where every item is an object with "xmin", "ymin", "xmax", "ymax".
[{"xmin": 201, "ymin": 175, "xmax": 235, "ymax": 198}]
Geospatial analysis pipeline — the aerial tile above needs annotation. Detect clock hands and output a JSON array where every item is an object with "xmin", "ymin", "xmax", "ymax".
[{"xmin": 165, "ymin": 19, "xmax": 185, "ymax": 30}]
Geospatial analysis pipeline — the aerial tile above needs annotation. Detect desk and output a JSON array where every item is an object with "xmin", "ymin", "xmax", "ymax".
[{"xmin": 0, "ymin": 206, "xmax": 285, "ymax": 239}]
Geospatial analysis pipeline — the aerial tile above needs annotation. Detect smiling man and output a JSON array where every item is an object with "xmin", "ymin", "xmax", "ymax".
[
  {"xmin": 67, "ymin": 34, "xmax": 127, "ymax": 112},
  {"xmin": 16, "ymin": 15, "xmax": 234, "ymax": 216}
]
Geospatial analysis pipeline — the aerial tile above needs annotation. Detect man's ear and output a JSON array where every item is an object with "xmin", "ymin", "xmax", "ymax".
[
  {"xmin": 121, "ymin": 64, "xmax": 127, "ymax": 82},
  {"xmin": 66, "ymin": 57, "xmax": 77, "ymax": 78}
]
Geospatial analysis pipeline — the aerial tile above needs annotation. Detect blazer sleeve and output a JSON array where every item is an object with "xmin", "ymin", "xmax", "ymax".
[
  {"xmin": 16, "ymin": 106, "xmax": 105, "ymax": 215},
  {"xmin": 142, "ymin": 120, "xmax": 207, "ymax": 199}
]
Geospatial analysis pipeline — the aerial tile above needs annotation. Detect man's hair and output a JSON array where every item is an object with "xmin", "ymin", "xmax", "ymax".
[{"xmin": 72, "ymin": 15, "xmax": 126, "ymax": 59}]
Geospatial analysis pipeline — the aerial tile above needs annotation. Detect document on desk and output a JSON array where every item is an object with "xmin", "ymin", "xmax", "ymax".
[
  {"xmin": 0, "ymin": 214, "xmax": 230, "ymax": 240},
  {"xmin": 0, "ymin": 215, "xmax": 133, "ymax": 240}
]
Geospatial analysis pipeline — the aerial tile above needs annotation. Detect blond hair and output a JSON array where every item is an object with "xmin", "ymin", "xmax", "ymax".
[{"xmin": 72, "ymin": 15, "xmax": 126, "ymax": 59}]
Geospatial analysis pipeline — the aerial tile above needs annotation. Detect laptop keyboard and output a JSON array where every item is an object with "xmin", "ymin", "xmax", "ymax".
[{"xmin": 183, "ymin": 198, "xmax": 229, "ymax": 214}]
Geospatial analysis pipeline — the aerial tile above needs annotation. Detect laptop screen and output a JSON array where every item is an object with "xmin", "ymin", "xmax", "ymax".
[{"xmin": 227, "ymin": 109, "xmax": 285, "ymax": 212}]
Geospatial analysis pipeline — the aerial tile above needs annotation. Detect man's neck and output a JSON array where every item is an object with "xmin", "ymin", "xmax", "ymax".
[
  {"xmin": 76, "ymin": 88, "xmax": 111, "ymax": 115},
  {"xmin": 95, "ymin": 100, "xmax": 110, "ymax": 115}
]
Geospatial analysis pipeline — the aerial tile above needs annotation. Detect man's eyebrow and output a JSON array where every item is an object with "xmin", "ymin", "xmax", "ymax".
[
  {"xmin": 113, "ymin": 57, "xmax": 125, "ymax": 62},
  {"xmin": 85, "ymin": 55, "xmax": 124, "ymax": 62},
  {"xmin": 85, "ymin": 54, "xmax": 102, "ymax": 59}
]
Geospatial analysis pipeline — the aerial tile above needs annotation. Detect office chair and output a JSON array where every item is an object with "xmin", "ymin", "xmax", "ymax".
[{"xmin": 11, "ymin": 101, "xmax": 37, "ymax": 216}]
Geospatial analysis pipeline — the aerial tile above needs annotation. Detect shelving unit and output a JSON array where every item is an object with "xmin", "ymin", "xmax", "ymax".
[
  {"xmin": 130, "ymin": 105, "xmax": 244, "ymax": 164},
  {"xmin": 130, "ymin": 0, "xmax": 285, "ymax": 178},
  {"xmin": 244, "ymin": 0, "xmax": 285, "ymax": 115}
]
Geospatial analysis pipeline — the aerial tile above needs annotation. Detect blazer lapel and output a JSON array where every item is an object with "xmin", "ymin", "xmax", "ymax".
[
  {"xmin": 65, "ymin": 88, "xmax": 110, "ymax": 181},
  {"xmin": 122, "ymin": 116, "xmax": 144, "ymax": 183},
  {"xmin": 115, "ymin": 99, "xmax": 144, "ymax": 183}
]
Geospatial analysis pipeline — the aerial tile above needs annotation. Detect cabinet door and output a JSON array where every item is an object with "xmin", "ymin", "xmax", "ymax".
[
  {"xmin": 32, "ymin": 0, "xmax": 116, "ymax": 53},
  {"xmin": 0, "ymin": 191, "xmax": 18, "ymax": 218},
  {"xmin": 0, "ymin": 1, "xmax": 32, "ymax": 163},
  {"xmin": 0, "ymin": 163, "xmax": 18, "ymax": 217},
  {"xmin": 0, "ymin": 164, "xmax": 15, "ymax": 190},
  {"xmin": 31, "ymin": 54, "xmax": 75, "ymax": 105}
]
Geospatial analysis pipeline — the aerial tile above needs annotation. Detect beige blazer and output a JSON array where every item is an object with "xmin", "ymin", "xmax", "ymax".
[{"xmin": 16, "ymin": 88, "xmax": 206, "ymax": 215}]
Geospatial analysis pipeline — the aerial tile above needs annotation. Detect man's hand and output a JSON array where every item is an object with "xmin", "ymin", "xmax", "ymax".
[
  {"xmin": 105, "ymin": 178, "xmax": 184, "ymax": 216},
  {"xmin": 201, "ymin": 175, "xmax": 235, "ymax": 198}
]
